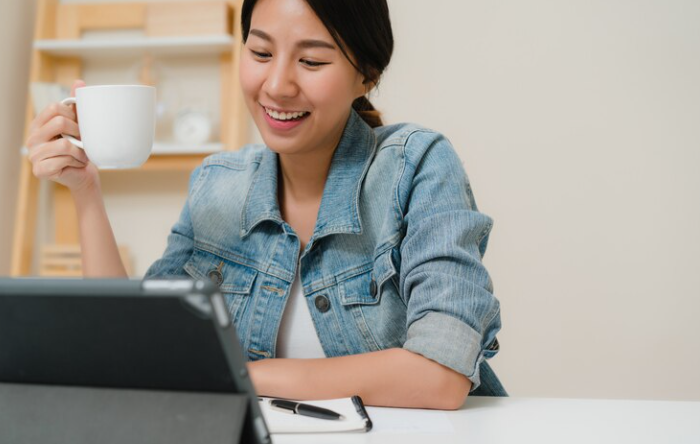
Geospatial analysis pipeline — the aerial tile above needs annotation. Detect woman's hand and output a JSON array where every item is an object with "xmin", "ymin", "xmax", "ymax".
[{"xmin": 26, "ymin": 79, "xmax": 99, "ymax": 195}]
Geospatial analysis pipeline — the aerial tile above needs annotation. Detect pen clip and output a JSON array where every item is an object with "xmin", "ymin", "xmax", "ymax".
[{"xmin": 268, "ymin": 399, "xmax": 299, "ymax": 414}]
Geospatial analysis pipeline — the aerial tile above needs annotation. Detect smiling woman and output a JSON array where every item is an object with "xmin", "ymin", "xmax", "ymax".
[
  {"xmin": 220, "ymin": 0, "xmax": 505, "ymax": 408},
  {"xmin": 24, "ymin": 0, "xmax": 505, "ymax": 410},
  {"xmin": 239, "ymin": 0, "xmax": 387, "ymax": 158}
]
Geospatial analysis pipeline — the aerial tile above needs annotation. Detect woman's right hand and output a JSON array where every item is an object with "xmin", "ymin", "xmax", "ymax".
[{"xmin": 26, "ymin": 80, "xmax": 99, "ymax": 194}]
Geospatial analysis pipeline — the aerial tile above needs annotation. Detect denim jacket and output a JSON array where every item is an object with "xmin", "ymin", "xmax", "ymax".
[{"xmin": 145, "ymin": 109, "xmax": 506, "ymax": 395}]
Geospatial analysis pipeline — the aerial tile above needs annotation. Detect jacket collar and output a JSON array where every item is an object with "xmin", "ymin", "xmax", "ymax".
[{"xmin": 241, "ymin": 109, "xmax": 376, "ymax": 241}]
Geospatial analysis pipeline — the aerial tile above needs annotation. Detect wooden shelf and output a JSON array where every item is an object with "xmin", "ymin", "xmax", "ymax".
[
  {"xmin": 11, "ymin": 0, "xmax": 248, "ymax": 277},
  {"xmin": 21, "ymin": 142, "xmax": 225, "ymax": 157},
  {"xmin": 34, "ymin": 35, "xmax": 235, "ymax": 58},
  {"xmin": 17, "ymin": 152, "xmax": 208, "ymax": 173},
  {"xmin": 152, "ymin": 142, "xmax": 224, "ymax": 155},
  {"xmin": 124, "ymin": 153, "xmax": 209, "ymax": 172}
]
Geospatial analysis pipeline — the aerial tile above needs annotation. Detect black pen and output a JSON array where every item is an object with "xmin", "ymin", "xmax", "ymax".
[{"xmin": 268, "ymin": 399, "xmax": 345, "ymax": 420}]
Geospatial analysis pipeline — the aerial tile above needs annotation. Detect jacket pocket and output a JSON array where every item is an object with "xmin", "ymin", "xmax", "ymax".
[
  {"xmin": 183, "ymin": 247, "xmax": 257, "ymax": 325},
  {"xmin": 373, "ymin": 248, "xmax": 401, "ymax": 305},
  {"xmin": 336, "ymin": 250, "xmax": 405, "ymax": 351},
  {"xmin": 338, "ymin": 249, "xmax": 399, "ymax": 306},
  {"xmin": 184, "ymin": 248, "xmax": 257, "ymax": 294},
  {"xmin": 338, "ymin": 266, "xmax": 376, "ymax": 306}
]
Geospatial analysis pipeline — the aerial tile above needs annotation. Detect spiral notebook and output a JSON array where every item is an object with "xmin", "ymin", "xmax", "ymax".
[{"xmin": 258, "ymin": 396, "xmax": 372, "ymax": 434}]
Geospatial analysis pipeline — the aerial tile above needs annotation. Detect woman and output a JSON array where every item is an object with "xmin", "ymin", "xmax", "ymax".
[{"xmin": 25, "ymin": 0, "xmax": 505, "ymax": 409}]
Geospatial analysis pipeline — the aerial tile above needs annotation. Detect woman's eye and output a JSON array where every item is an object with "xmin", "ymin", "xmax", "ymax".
[
  {"xmin": 300, "ymin": 59, "xmax": 330, "ymax": 67},
  {"xmin": 248, "ymin": 49, "xmax": 328, "ymax": 67},
  {"xmin": 250, "ymin": 49, "xmax": 271, "ymax": 59}
]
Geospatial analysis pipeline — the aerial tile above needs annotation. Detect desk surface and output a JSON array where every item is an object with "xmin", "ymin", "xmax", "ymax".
[{"xmin": 271, "ymin": 396, "xmax": 700, "ymax": 444}]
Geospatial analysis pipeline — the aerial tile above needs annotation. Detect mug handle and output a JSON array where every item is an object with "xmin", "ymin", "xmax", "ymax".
[{"xmin": 60, "ymin": 97, "xmax": 84, "ymax": 150}]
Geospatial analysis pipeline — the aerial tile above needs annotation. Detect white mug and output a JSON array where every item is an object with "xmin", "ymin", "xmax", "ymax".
[{"xmin": 61, "ymin": 85, "xmax": 156, "ymax": 169}]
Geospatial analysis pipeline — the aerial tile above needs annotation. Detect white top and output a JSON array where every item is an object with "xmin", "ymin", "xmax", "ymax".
[{"xmin": 275, "ymin": 266, "xmax": 325, "ymax": 359}]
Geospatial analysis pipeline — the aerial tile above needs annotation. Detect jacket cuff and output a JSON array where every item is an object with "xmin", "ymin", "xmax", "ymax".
[{"xmin": 402, "ymin": 312, "xmax": 486, "ymax": 391}]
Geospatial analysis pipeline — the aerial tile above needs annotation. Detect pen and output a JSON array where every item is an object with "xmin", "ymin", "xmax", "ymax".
[{"xmin": 268, "ymin": 399, "xmax": 345, "ymax": 420}]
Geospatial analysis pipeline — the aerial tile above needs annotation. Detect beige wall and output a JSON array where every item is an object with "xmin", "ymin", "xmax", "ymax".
[
  {"xmin": 1, "ymin": 0, "xmax": 698, "ymax": 401},
  {"xmin": 377, "ymin": 0, "xmax": 700, "ymax": 400},
  {"xmin": 0, "ymin": 0, "xmax": 36, "ymax": 275}
]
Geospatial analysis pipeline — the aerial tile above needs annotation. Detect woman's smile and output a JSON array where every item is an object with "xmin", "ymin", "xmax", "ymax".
[{"xmin": 261, "ymin": 104, "xmax": 311, "ymax": 131}]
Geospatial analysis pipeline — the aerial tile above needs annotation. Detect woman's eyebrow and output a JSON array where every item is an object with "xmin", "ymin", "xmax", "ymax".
[{"xmin": 249, "ymin": 28, "xmax": 336, "ymax": 50}]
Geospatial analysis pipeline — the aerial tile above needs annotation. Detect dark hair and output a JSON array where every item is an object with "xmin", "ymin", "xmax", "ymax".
[{"xmin": 241, "ymin": 0, "xmax": 394, "ymax": 128}]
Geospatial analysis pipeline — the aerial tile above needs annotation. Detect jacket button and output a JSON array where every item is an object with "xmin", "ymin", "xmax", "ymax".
[
  {"xmin": 314, "ymin": 295, "xmax": 331, "ymax": 313},
  {"xmin": 369, "ymin": 279, "xmax": 377, "ymax": 297},
  {"xmin": 207, "ymin": 270, "xmax": 223, "ymax": 287}
]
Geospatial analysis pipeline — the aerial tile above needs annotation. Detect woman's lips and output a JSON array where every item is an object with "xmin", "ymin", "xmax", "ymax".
[{"xmin": 261, "ymin": 105, "xmax": 310, "ymax": 131}]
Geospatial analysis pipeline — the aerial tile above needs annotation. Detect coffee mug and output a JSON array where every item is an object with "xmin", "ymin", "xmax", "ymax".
[{"xmin": 61, "ymin": 85, "xmax": 156, "ymax": 169}]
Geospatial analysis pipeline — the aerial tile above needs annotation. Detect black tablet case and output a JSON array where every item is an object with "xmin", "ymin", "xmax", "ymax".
[{"xmin": 0, "ymin": 278, "xmax": 271, "ymax": 444}]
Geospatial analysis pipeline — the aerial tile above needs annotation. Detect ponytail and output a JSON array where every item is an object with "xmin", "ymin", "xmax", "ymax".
[{"xmin": 352, "ymin": 96, "xmax": 383, "ymax": 128}]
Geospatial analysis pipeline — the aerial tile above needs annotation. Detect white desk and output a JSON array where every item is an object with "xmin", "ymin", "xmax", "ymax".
[{"xmin": 270, "ymin": 396, "xmax": 700, "ymax": 444}]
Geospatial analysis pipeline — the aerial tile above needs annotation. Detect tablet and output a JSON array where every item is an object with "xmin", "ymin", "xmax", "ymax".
[{"xmin": 0, "ymin": 277, "xmax": 271, "ymax": 444}]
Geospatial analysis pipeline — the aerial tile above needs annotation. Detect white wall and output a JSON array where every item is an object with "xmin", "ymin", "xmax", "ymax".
[{"xmin": 1, "ymin": 0, "xmax": 698, "ymax": 401}]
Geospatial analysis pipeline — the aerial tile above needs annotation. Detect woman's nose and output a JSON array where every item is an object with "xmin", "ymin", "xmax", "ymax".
[{"xmin": 263, "ymin": 62, "xmax": 299, "ymax": 99}]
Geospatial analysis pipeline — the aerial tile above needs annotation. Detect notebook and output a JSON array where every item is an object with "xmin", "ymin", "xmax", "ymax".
[{"xmin": 258, "ymin": 396, "xmax": 372, "ymax": 433}]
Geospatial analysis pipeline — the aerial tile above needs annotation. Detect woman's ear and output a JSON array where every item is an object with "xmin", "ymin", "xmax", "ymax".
[
  {"xmin": 355, "ymin": 77, "xmax": 376, "ymax": 99},
  {"xmin": 352, "ymin": 73, "xmax": 368, "ymax": 99}
]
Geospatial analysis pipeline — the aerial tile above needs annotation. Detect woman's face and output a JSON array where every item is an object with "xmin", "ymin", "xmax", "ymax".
[{"xmin": 240, "ymin": 0, "xmax": 367, "ymax": 157}]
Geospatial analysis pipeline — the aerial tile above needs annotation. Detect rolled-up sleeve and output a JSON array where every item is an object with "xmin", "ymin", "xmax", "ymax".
[
  {"xmin": 144, "ymin": 166, "xmax": 204, "ymax": 279},
  {"xmin": 399, "ymin": 131, "xmax": 501, "ymax": 391}
]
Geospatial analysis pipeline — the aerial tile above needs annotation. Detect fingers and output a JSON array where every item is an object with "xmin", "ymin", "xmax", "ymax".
[
  {"xmin": 29, "ymin": 102, "xmax": 77, "ymax": 136},
  {"xmin": 28, "ymin": 79, "xmax": 84, "ymax": 137},
  {"xmin": 27, "ymin": 79, "xmax": 90, "ymax": 183},
  {"xmin": 70, "ymin": 79, "xmax": 86, "ymax": 125},
  {"xmin": 71, "ymin": 79, "xmax": 86, "ymax": 97},
  {"xmin": 29, "ymin": 138, "xmax": 89, "ymax": 166},
  {"xmin": 32, "ymin": 155, "xmax": 88, "ymax": 180},
  {"xmin": 27, "ymin": 115, "xmax": 81, "ymax": 148}
]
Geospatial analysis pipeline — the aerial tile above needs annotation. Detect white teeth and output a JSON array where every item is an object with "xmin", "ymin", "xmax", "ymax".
[{"xmin": 265, "ymin": 107, "xmax": 308, "ymax": 121}]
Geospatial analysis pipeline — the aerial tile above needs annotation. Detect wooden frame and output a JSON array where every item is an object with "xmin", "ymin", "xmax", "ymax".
[{"xmin": 11, "ymin": 0, "xmax": 247, "ymax": 277}]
